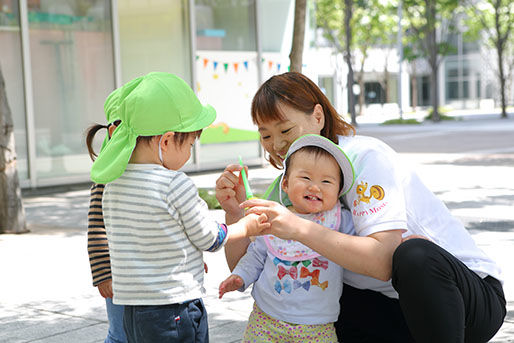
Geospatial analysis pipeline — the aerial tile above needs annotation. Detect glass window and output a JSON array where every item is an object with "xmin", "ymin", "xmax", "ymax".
[
  {"xmin": 195, "ymin": 0, "xmax": 261, "ymax": 168},
  {"xmin": 0, "ymin": 1, "xmax": 28, "ymax": 180},
  {"xmin": 445, "ymin": 60, "xmax": 458, "ymax": 77},
  {"xmin": 196, "ymin": 0, "xmax": 256, "ymax": 51},
  {"xmin": 117, "ymin": 0, "xmax": 191, "ymax": 84},
  {"xmin": 260, "ymin": 0, "xmax": 293, "ymax": 53},
  {"xmin": 446, "ymin": 81, "xmax": 459, "ymax": 100},
  {"xmin": 27, "ymin": 0, "xmax": 115, "ymax": 180},
  {"xmin": 319, "ymin": 76, "xmax": 335, "ymax": 104}
]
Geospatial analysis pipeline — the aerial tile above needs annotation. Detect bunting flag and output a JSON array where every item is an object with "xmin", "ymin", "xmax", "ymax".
[{"xmin": 197, "ymin": 56, "xmax": 296, "ymax": 76}]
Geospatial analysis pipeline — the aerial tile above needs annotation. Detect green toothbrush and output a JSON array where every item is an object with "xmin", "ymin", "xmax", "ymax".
[{"xmin": 239, "ymin": 156, "xmax": 256, "ymax": 200}]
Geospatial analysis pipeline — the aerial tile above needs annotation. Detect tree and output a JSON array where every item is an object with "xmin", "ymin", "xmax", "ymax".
[
  {"xmin": 353, "ymin": 0, "xmax": 397, "ymax": 115},
  {"xmin": 403, "ymin": 0, "xmax": 459, "ymax": 122},
  {"xmin": 290, "ymin": 0, "xmax": 307, "ymax": 73},
  {"xmin": 344, "ymin": 0, "xmax": 356, "ymax": 125},
  {"xmin": 316, "ymin": 0, "xmax": 356, "ymax": 125},
  {"xmin": 0, "ymin": 64, "xmax": 27, "ymax": 234},
  {"xmin": 463, "ymin": 0, "xmax": 513, "ymax": 119}
]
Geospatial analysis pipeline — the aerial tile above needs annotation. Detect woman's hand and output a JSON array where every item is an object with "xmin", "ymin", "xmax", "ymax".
[
  {"xmin": 240, "ymin": 198, "xmax": 302, "ymax": 241},
  {"xmin": 215, "ymin": 164, "xmax": 247, "ymax": 221}
]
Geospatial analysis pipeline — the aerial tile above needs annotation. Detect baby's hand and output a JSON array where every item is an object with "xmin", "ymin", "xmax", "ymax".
[
  {"xmin": 241, "ymin": 212, "xmax": 271, "ymax": 237},
  {"xmin": 219, "ymin": 274, "xmax": 244, "ymax": 299}
]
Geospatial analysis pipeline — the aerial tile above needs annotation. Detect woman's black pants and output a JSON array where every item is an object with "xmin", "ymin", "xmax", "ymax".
[{"xmin": 336, "ymin": 239, "xmax": 506, "ymax": 343}]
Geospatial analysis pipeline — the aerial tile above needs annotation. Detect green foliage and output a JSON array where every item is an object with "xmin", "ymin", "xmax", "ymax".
[
  {"xmin": 381, "ymin": 118, "xmax": 421, "ymax": 125},
  {"xmin": 198, "ymin": 188, "xmax": 221, "ymax": 210},
  {"xmin": 315, "ymin": 0, "xmax": 398, "ymax": 52},
  {"xmin": 424, "ymin": 107, "xmax": 456, "ymax": 121},
  {"xmin": 402, "ymin": 0, "xmax": 460, "ymax": 62},
  {"xmin": 197, "ymin": 189, "xmax": 265, "ymax": 210}
]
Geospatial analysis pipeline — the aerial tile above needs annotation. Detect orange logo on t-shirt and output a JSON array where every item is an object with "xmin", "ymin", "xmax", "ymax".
[{"xmin": 353, "ymin": 181, "xmax": 384, "ymax": 207}]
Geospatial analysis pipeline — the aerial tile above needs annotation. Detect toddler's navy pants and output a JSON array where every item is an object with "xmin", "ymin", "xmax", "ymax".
[{"xmin": 123, "ymin": 298, "xmax": 208, "ymax": 343}]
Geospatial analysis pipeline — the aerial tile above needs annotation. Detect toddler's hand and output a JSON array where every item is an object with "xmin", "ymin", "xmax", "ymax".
[
  {"xmin": 97, "ymin": 279, "xmax": 113, "ymax": 298},
  {"xmin": 219, "ymin": 274, "xmax": 244, "ymax": 299},
  {"xmin": 242, "ymin": 212, "xmax": 271, "ymax": 237}
]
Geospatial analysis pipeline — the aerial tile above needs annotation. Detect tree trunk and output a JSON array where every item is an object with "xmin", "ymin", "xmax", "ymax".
[
  {"xmin": 429, "ymin": 67, "xmax": 439, "ymax": 121},
  {"xmin": 411, "ymin": 64, "xmax": 418, "ymax": 110},
  {"xmin": 345, "ymin": 0, "xmax": 356, "ymax": 125},
  {"xmin": 0, "ymin": 65, "xmax": 27, "ymax": 234},
  {"xmin": 494, "ymin": 0, "xmax": 508, "ymax": 119},
  {"xmin": 427, "ymin": 0, "xmax": 440, "ymax": 122},
  {"xmin": 497, "ymin": 42, "xmax": 507, "ymax": 119},
  {"xmin": 358, "ymin": 72, "xmax": 365, "ymax": 116},
  {"xmin": 289, "ymin": 0, "xmax": 307, "ymax": 73}
]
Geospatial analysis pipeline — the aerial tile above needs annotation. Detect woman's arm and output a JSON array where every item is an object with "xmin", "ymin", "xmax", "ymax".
[{"xmin": 242, "ymin": 198, "xmax": 403, "ymax": 281}]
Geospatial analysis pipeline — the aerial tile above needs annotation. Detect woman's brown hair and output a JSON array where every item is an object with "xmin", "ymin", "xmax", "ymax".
[{"xmin": 251, "ymin": 72, "xmax": 355, "ymax": 144}]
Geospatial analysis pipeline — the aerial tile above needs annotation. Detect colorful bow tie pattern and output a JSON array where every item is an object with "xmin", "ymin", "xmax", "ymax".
[
  {"xmin": 293, "ymin": 280, "xmax": 311, "ymax": 291},
  {"xmin": 275, "ymin": 280, "xmax": 292, "ymax": 294},
  {"xmin": 273, "ymin": 257, "xmax": 330, "ymax": 294},
  {"xmin": 277, "ymin": 265, "xmax": 298, "ymax": 280},
  {"xmin": 312, "ymin": 257, "xmax": 328, "ymax": 270},
  {"xmin": 273, "ymin": 257, "xmax": 311, "ymax": 268},
  {"xmin": 311, "ymin": 278, "xmax": 329, "ymax": 290}
]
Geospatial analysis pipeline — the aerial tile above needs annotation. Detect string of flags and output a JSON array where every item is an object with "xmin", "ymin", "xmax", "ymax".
[{"xmin": 196, "ymin": 55, "xmax": 293, "ymax": 74}]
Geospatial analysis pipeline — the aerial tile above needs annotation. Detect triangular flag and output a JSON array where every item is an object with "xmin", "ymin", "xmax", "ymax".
[
  {"xmin": 223, "ymin": 63, "xmax": 229, "ymax": 72},
  {"xmin": 213, "ymin": 61, "xmax": 218, "ymax": 70},
  {"xmin": 243, "ymin": 61, "xmax": 249, "ymax": 71},
  {"xmin": 196, "ymin": 55, "xmax": 200, "ymax": 60},
  {"xmin": 234, "ymin": 62, "xmax": 239, "ymax": 73},
  {"xmin": 277, "ymin": 63, "xmax": 281, "ymax": 72},
  {"xmin": 268, "ymin": 61, "xmax": 273, "ymax": 70},
  {"xmin": 203, "ymin": 58, "xmax": 209, "ymax": 68}
]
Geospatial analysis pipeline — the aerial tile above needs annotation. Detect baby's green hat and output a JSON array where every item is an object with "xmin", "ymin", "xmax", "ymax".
[{"xmin": 90, "ymin": 72, "xmax": 216, "ymax": 184}]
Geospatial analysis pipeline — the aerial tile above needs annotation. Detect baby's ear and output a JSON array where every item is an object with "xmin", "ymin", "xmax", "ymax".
[{"xmin": 281, "ymin": 176, "xmax": 289, "ymax": 193}]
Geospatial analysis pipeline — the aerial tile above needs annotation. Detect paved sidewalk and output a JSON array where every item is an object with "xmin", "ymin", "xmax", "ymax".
[{"xmin": 1, "ymin": 116, "xmax": 513, "ymax": 342}]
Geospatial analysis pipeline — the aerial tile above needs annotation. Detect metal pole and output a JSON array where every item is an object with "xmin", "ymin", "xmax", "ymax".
[
  {"xmin": 255, "ymin": 0, "xmax": 263, "ymax": 86},
  {"xmin": 397, "ymin": 0, "xmax": 403, "ymax": 120},
  {"xmin": 19, "ymin": 0, "xmax": 37, "ymax": 188},
  {"xmin": 111, "ymin": 0, "xmax": 122, "ymax": 88}
]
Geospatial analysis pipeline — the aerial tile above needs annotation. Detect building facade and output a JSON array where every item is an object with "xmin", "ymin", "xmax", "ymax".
[{"xmin": 0, "ymin": 0, "xmax": 507, "ymax": 189}]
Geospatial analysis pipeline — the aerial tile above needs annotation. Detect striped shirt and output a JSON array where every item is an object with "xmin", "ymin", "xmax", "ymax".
[
  {"xmin": 103, "ymin": 164, "xmax": 224, "ymax": 305},
  {"xmin": 87, "ymin": 184, "xmax": 112, "ymax": 286}
]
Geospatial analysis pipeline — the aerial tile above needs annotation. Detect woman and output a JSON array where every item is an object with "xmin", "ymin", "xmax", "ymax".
[{"xmin": 215, "ymin": 72, "xmax": 505, "ymax": 343}]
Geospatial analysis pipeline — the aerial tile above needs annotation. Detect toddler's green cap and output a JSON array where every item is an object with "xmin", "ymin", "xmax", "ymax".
[{"xmin": 90, "ymin": 72, "xmax": 216, "ymax": 184}]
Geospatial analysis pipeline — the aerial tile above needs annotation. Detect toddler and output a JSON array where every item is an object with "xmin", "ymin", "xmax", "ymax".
[{"xmin": 90, "ymin": 72, "xmax": 270, "ymax": 342}]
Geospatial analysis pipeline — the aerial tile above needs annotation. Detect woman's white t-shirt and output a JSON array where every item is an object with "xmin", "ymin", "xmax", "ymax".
[{"xmin": 338, "ymin": 135, "xmax": 502, "ymax": 298}]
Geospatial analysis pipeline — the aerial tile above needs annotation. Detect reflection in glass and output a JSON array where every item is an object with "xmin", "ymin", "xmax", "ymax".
[
  {"xmin": 195, "ymin": 0, "xmax": 261, "ymax": 167},
  {"xmin": 27, "ymin": 1, "xmax": 114, "ymax": 179},
  {"xmin": 117, "ymin": 0, "xmax": 191, "ymax": 84},
  {"xmin": 196, "ymin": 0, "xmax": 256, "ymax": 51},
  {"xmin": 0, "ymin": 1, "xmax": 28, "ymax": 180}
]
